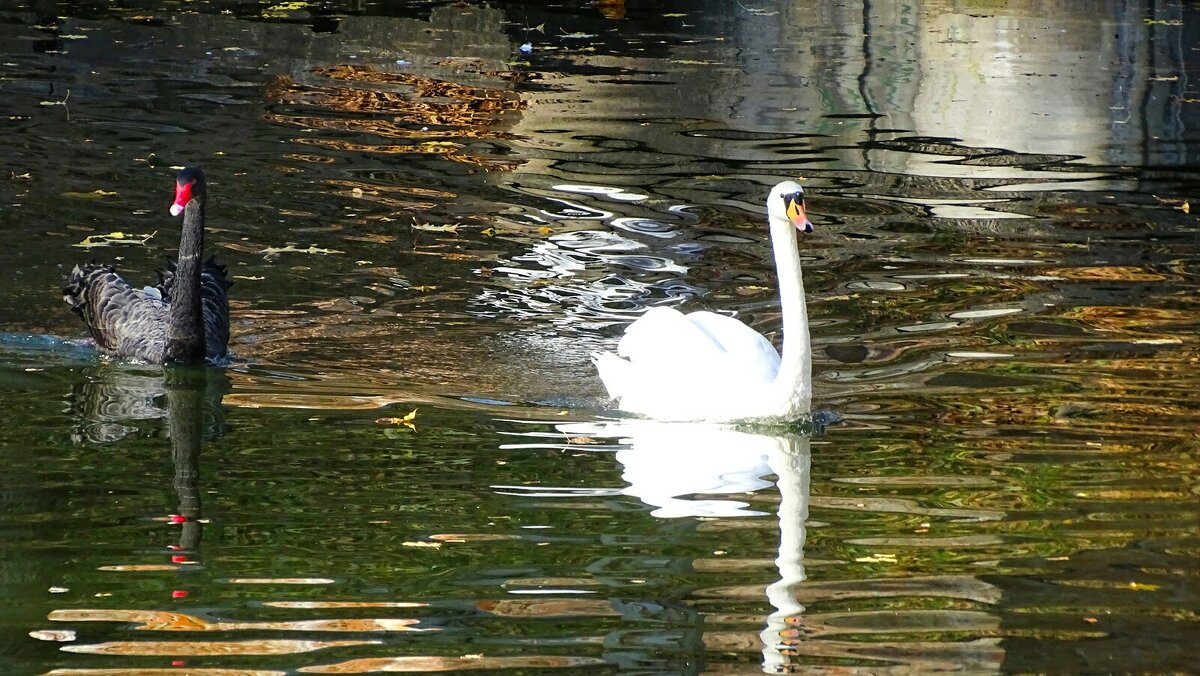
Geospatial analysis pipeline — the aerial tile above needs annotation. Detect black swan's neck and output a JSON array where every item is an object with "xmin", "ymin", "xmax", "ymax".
[{"xmin": 165, "ymin": 198, "xmax": 206, "ymax": 363}]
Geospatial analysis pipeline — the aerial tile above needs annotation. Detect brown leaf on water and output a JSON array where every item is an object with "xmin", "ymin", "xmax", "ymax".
[
  {"xmin": 44, "ymin": 669, "xmax": 283, "ymax": 675},
  {"xmin": 62, "ymin": 189, "xmax": 117, "ymax": 199},
  {"xmin": 265, "ymin": 601, "xmax": 427, "ymax": 609},
  {"xmin": 49, "ymin": 607, "xmax": 432, "ymax": 633},
  {"xmin": 62, "ymin": 638, "xmax": 379, "ymax": 656},
  {"xmin": 297, "ymin": 654, "xmax": 606, "ymax": 673},
  {"xmin": 228, "ymin": 577, "xmax": 335, "ymax": 585}
]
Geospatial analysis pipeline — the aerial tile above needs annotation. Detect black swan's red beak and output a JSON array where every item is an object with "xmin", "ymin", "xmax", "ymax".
[{"xmin": 170, "ymin": 180, "xmax": 193, "ymax": 217}]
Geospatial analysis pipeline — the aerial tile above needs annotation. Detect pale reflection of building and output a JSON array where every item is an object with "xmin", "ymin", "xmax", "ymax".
[{"xmin": 505, "ymin": 0, "xmax": 1198, "ymax": 187}]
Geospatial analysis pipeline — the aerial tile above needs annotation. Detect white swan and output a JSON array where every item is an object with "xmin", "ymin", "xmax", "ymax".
[{"xmin": 592, "ymin": 181, "xmax": 814, "ymax": 423}]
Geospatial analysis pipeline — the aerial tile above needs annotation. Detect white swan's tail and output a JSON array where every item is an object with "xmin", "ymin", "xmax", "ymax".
[{"xmin": 591, "ymin": 352, "xmax": 632, "ymax": 401}]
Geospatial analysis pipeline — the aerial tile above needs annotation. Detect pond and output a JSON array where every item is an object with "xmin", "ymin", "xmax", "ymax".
[{"xmin": 1, "ymin": 1, "xmax": 1198, "ymax": 673}]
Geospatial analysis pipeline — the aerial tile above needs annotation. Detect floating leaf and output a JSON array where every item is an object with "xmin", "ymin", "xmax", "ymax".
[
  {"xmin": 260, "ymin": 244, "xmax": 343, "ymax": 255},
  {"xmin": 63, "ymin": 189, "xmax": 118, "ymax": 199},
  {"xmin": 402, "ymin": 541, "xmax": 441, "ymax": 549},
  {"xmin": 376, "ymin": 408, "xmax": 418, "ymax": 432},
  {"xmin": 855, "ymin": 554, "xmax": 898, "ymax": 563},
  {"xmin": 74, "ymin": 231, "xmax": 156, "ymax": 248},
  {"xmin": 411, "ymin": 221, "xmax": 460, "ymax": 234}
]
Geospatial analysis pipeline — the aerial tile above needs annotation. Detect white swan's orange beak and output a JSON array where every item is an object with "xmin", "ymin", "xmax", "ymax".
[
  {"xmin": 170, "ymin": 180, "xmax": 193, "ymax": 217},
  {"xmin": 784, "ymin": 193, "xmax": 813, "ymax": 233}
]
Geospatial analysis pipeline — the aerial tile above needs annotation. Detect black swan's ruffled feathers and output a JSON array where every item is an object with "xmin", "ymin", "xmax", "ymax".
[{"xmin": 63, "ymin": 262, "xmax": 171, "ymax": 363}]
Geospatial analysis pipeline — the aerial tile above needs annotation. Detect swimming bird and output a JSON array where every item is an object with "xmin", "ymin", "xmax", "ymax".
[
  {"xmin": 63, "ymin": 167, "xmax": 231, "ymax": 364},
  {"xmin": 592, "ymin": 180, "xmax": 814, "ymax": 422}
]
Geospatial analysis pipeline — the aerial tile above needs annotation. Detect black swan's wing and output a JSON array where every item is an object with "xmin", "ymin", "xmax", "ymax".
[
  {"xmin": 156, "ymin": 256, "xmax": 232, "ymax": 358},
  {"xmin": 64, "ymin": 263, "xmax": 169, "ymax": 363}
]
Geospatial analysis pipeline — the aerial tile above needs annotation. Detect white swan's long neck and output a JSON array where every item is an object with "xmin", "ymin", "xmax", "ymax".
[{"xmin": 768, "ymin": 218, "xmax": 811, "ymax": 415}]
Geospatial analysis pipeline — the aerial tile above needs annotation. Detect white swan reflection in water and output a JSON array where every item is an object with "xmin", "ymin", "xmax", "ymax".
[{"xmin": 497, "ymin": 421, "xmax": 810, "ymax": 673}]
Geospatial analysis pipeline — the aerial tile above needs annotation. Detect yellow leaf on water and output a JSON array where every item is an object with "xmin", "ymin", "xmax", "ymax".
[
  {"xmin": 1181, "ymin": 201, "xmax": 1190, "ymax": 214},
  {"xmin": 855, "ymin": 554, "xmax": 898, "ymax": 564},
  {"xmin": 1128, "ymin": 582, "xmax": 1160, "ymax": 591},
  {"xmin": 537, "ymin": 226, "xmax": 552, "ymax": 235},
  {"xmin": 402, "ymin": 541, "xmax": 441, "ymax": 549},
  {"xmin": 74, "ymin": 231, "xmax": 156, "ymax": 248},
  {"xmin": 376, "ymin": 409, "xmax": 417, "ymax": 432}
]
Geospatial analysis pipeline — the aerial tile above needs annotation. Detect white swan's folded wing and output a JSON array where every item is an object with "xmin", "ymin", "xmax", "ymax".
[
  {"xmin": 684, "ymin": 310, "xmax": 781, "ymax": 384},
  {"xmin": 617, "ymin": 306, "xmax": 727, "ymax": 366}
]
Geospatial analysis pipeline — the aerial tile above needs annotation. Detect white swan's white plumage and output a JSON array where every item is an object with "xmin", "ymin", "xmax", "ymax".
[{"xmin": 592, "ymin": 181, "xmax": 814, "ymax": 423}]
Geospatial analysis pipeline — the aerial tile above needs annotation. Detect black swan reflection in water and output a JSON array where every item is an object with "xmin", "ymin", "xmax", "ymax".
[
  {"xmin": 63, "ymin": 167, "xmax": 231, "ymax": 364},
  {"xmin": 67, "ymin": 365, "xmax": 227, "ymax": 558},
  {"xmin": 592, "ymin": 181, "xmax": 814, "ymax": 423}
]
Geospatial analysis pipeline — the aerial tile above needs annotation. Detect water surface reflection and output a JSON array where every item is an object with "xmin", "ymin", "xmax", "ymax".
[{"xmin": 1, "ymin": 0, "xmax": 1198, "ymax": 672}]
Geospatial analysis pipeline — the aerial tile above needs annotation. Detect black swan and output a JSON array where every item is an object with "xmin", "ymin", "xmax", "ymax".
[{"xmin": 63, "ymin": 167, "xmax": 231, "ymax": 364}]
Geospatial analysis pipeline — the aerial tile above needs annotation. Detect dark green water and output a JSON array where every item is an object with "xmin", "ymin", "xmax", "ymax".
[{"xmin": 1, "ymin": 1, "xmax": 1198, "ymax": 673}]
